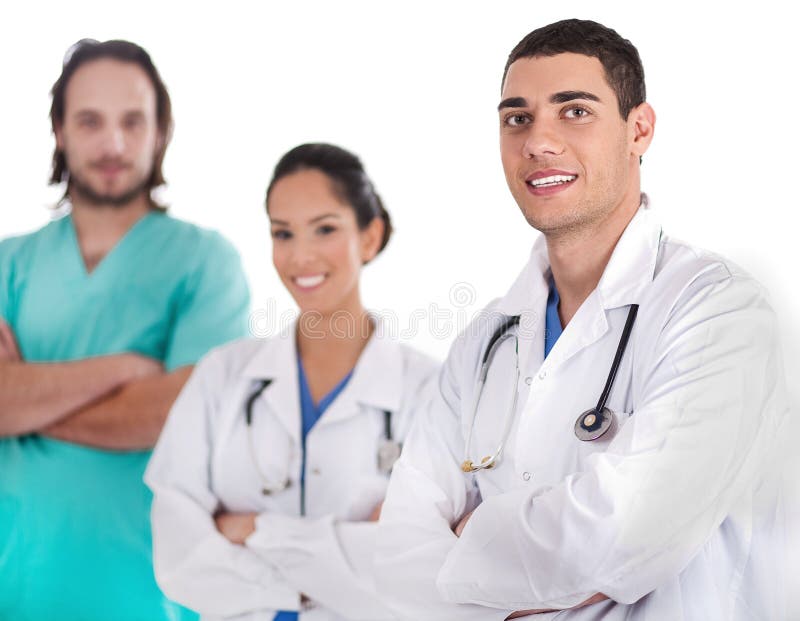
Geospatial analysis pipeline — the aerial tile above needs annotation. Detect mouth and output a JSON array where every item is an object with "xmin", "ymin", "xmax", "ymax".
[
  {"xmin": 525, "ymin": 170, "xmax": 578, "ymax": 196},
  {"xmin": 92, "ymin": 163, "xmax": 129, "ymax": 176},
  {"xmin": 293, "ymin": 274, "xmax": 327, "ymax": 290}
]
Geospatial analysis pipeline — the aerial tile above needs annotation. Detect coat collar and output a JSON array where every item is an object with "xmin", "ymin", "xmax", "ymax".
[
  {"xmin": 239, "ymin": 315, "xmax": 405, "ymax": 430},
  {"xmin": 241, "ymin": 326, "xmax": 301, "ymax": 443},
  {"xmin": 495, "ymin": 195, "xmax": 661, "ymax": 318},
  {"xmin": 493, "ymin": 196, "xmax": 661, "ymax": 373}
]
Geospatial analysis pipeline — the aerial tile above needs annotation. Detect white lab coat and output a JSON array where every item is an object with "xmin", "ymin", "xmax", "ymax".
[
  {"xmin": 145, "ymin": 321, "xmax": 438, "ymax": 621},
  {"xmin": 375, "ymin": 201, "xmax": 791, "ymax": 620}
]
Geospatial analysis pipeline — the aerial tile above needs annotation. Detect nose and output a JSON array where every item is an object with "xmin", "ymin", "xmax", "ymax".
[
  {"xmin": 289, "ymin": 236, "xmax": 319, "ymax": 268},
  {"xmin": 99, "ymin": 126, "xmax": 126, "ymax": 156},
  {"xmin": 522, "ymin": 118, "xmax": 564, "ymax": 159}
]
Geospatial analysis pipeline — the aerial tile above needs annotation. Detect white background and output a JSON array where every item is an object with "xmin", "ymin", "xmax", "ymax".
[{"xmin": 0, "ymin": 0, "xmax": 797, "ymax": 611}]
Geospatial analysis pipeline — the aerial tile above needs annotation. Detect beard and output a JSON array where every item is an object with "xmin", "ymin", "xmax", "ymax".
[{"xmin": 67, "ymin": 160, "xmax": 152, "ymax": 209}]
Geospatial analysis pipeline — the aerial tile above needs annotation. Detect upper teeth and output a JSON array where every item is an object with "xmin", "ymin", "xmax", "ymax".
[
  {"xmin": 530, "ymin": 174, "xmax": 576, "ymax": 187},
  {"xmin": 295, "ymin": 274, "xmax": 325, "ymax": 288}
]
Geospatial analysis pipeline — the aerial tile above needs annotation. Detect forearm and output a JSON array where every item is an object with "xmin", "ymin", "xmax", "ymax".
[
  {"xmin": 42, "ymin": 366, "xmax": 192, "ymax": 450},
  {"xmin": 248, "ymin": 514, "xmax": 397, "ymax": 620},
  {"xmin": 0, "ymin": 355, "xmax": 147, "ymax": 436},
  {"xmin": 148, "ymin": 494, "xmax": 298, "ymax": 616},
  {"xmin": 454, "ymin": 512, "xmax": 608, "ymax": 617}
]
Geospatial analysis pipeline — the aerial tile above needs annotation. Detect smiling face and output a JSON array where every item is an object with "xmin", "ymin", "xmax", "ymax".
[
  {"xmin": 499, "ymin": 53, "xmax": 654, "ymax": 238},
  {"xmin": 55, "ymin": 58, "xmax": 161, "ymax": 208},
  {"xmin": 268, "ymin": 168, "xmax": 383, "ymax": 316}
]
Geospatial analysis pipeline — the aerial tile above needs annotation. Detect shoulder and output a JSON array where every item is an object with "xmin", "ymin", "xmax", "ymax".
[
  {"xmin": 194, "ymin": 335, "xmax": 278, "ymax": 379},
  {"xmin": 149, "ymin": 213, "xmax": 241, "ymax": 260},
  {"xmin": 443, "ymin": 298, "xmax": 511, "ymax": 376},
  {"xmin": 0, "ymin": 219, "xmax": 64, "ymax": 263},
  {"xmin": 0, "ymin": 234, "xmax": 29, "ymax": 269},
  {"xmin": 396, "ymin": 342, "xmax": 439, "ymax": 378},
  {"xmin": 649, "ymin": 234, "xmax": 772, "ymax": 324}
]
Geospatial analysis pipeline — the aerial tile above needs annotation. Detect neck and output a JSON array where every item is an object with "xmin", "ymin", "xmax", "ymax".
[
  {"xmin": 296, "ymin": 299, "xmax": 373, "ymax": 361},
  {"xmin": 547, "ymin": 192, "xmax": 641, "ymax": 326},
  {"xmin": 70, "ymin": 195, "xmax": 151, "ymax": 273}
]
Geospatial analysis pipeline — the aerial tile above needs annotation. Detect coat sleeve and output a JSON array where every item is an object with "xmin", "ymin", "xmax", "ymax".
[
  {"xmin": 246, "ymin": 515, "xmax": 396, "ymax": 620},
  {"xmin": 437, "ymin": 273, "xmax": 790, "ymax": 609},
  {"xmin": 245, "ymin": 350, "xmax": 442, "ymax": 621},
  {"xmin": 144, "ymin": 351, "xmax": 299, "ymax": 617},
  {"xmin": 374, "ymin": 327, "xmax": 516, "ymax": 620}
]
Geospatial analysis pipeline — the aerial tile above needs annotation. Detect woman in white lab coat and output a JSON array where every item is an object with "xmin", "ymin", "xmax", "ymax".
[{"xmin": 145, "ymin": 143, "xmax": 438, "ymax": 621}]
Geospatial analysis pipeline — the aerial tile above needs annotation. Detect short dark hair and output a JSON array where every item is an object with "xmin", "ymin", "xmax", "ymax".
[
  {"xmin": 503, "ymin": 19, "xmax": 646, "ymax": 119},
  {"xmin": 49, "ymin": 39, "xmax": 173, "ymax": 211},
  {"xmin": 266, "ymin": 143, "xmax": 393, "ymax": 256}
]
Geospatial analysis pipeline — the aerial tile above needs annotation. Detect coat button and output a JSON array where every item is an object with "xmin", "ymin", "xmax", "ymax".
[
  {"xmin": 524, "ymin": 376, "xmax": 533, "ymax": 385},
  {"xmin": 522, "ymin": 471, "xmax": 531, "ymax": 481},
  {"xmin": 538, "ymin": 370, "xmax": 547, "ymax": 380}
]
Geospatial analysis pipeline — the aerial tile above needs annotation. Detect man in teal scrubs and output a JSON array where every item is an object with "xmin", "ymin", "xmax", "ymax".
[{"xmin": 0, "ymin": 40, "xmax": 250, "ymax": 620}]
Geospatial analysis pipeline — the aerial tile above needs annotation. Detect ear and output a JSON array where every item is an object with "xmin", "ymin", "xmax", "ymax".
[
  {"xmin": 360, "ymin": 217, "xmax": 385, "ymax": 264},
  {"xmin": 54, "ymin": 122, "xmax": 65, "ymax": 150},
  {"xmin": 629, "ymin": 102, "xmax": 656, "ymax": 159},
  {"xmin": 154, "ymin": 127, "xmax": 169, "ymax": 155}
]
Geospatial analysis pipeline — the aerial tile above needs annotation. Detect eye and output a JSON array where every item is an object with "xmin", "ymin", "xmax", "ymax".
[
  {"xmin": 271, "ymin": 229, "xmax": 292, "ymax": 241},
  {"xmin": 316, "ymin": 224, "xmax": 337, "ymax": 235},
  {"xmin": 123, "ymin": 115, "xmax": 144, "ymax": 130},
  {"xmin": 563, "ymin": 106, "xmax": 591, "ymax": 120},
  {"xmin": 503, "ymin": 113, "xmax": 530, "ymax": 127},
  {"xmin": 77, "ymin": 115, "xmax": 100, "ymax": 129}
]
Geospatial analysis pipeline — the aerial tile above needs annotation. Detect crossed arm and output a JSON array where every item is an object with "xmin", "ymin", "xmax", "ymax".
[
  {"xmin": 376, "ymin": 276, "xmax": 786, "ymax": 619},
  {"xmin": 0, "ymin": 319, "xmax": 190, "ymax": 450},
  {"xmin": 452, "ymin": 511, "xmax": 608, "ymax": 618}
]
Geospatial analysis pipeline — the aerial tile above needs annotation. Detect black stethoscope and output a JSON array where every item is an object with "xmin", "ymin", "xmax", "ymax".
[
  {"xmin": 461, "ymin": 304, "xmax": 639, "ymax": 473},
  {"xmin": 245, "ymin": 379, "xmax": 401, "ymax": 496}
]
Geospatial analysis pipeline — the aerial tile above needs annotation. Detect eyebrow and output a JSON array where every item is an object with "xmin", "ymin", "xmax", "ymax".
[
  {"xmin": 497, "ymin": 90, "xmax": 601, "ymax": 111},
  {"xmin": 73, "ymin": 108, "xmax": 147, "ymax": 119},
  {"xmin": 549, "ymin": 90, "xmax": 601, "ymax": 104},
  {"xmin": 497, "ymin": 97, "xmax": 527, "ymax": 111},
  {"xmin": 270, "ymin": 213, "xmax": 342, "ymax": 226}
]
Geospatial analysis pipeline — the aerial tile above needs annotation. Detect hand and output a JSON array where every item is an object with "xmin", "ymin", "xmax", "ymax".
[
  {"xmin": 214, "ymin": 511, "xmax": 257, "ymax": 544},
  {"xmin": 0, "ymin": 319, "xmax": 22, "ymax": 362},
  {"xmin": 453, "ymin": 509, "xmax": 474, "ymax": 537},
  {"xmin": 367, "ymin": 501, "xmax": 383, "ymax": 522},
  {"xmin": 505, "ymin": 593, "xmax": 609, "ymax": 618}
]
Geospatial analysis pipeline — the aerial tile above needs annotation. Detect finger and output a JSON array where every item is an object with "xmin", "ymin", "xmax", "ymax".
[
  {"xmin": 0, "ymin": 325, "xmax": 13, "ymax": 359},
  {"xmin": 0, "ymin": 320, "xmax": 21, "ymax": 360},
  {"xmin": 368, "ymin": 501, "xmax": 384, "ymax": 522}
]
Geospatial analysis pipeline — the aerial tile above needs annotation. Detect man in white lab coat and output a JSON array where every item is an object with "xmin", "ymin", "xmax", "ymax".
[{"xmin": 375, "ymin": 18, "xmax": 790, "ymax": 620}]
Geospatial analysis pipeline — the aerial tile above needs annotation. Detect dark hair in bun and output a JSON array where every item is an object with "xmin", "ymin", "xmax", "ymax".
[{"xmin": 266, "ymin": 143, "xmax": 392, "ymax": 255}]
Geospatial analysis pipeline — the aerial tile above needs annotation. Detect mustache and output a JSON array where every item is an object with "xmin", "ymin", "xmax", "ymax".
[{"xmin": 89, "ymin": 158, "xmax": 131, "ymax": 169}]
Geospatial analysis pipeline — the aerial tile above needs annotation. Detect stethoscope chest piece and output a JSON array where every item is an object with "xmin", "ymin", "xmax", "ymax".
[
  {"xmin": 377, "ymin": 440, "xmax": 402, "ymax": 474},
  {"xmin": 574, "ymin": 406, "xmax": 618, "ymax": 442}
]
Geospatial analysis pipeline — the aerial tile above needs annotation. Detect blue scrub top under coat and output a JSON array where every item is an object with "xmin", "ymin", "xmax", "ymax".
[
  {"xmin": 544, "ymin": 274, "xmax": 563, "ymax": 359},
  {"xmin": 274, "ymin": 357, "xmax": 353, "ymax": 621}
]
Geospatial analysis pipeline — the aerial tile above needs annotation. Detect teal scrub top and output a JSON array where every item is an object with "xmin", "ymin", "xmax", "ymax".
[{"xmin": 0, "ymin": 211, "xmax": 251, "ymax": 621}]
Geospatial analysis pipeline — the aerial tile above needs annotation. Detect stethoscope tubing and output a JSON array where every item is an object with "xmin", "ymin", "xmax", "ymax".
[
  {"xmin": 463, "ymin": 303, "xmax": 639, "ymax": 471},
  {"xmin": 593, "ymin": 305, "xmax": 639, "ymax": 414},
  {"xmin": 244, "ymin": 379, "xmax": 398, "ymax": 494}
]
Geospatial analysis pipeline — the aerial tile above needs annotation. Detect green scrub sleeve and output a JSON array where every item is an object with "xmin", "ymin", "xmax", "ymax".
[
  {"xmin": 0, "ymin": 237, "xmax": 19, "ymax": 325},
  {"xmin": 163, "ymin": 233, "xmax": 251, "ymax": 371}
]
